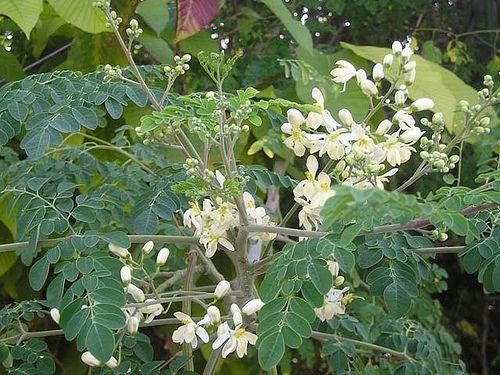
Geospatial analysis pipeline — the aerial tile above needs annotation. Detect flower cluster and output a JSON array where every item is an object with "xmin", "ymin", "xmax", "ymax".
[
  {"xmin": 183, "ymin": 176, "xmax": 277, "ymax": 257},
  {"xmin": 282, "ymin": 41, "xmax": 438, "ymax": 230},
  {"xmin": 171, "ymin": 280, "xmax": 263, "ymax": 358}
]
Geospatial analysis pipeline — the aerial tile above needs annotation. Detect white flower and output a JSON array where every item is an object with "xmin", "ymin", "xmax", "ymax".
[
  {"xmin": 360, "ymin": 80, "xmax": 378, "ymax": 97},
  {"xmin": 81, "ymin": 352, "xmax": 101, "ymax": 367},
  {"xmin": 281, "ymin": 108, "xmax": 311, "ymax": 156},
  {"xmin": 401, "ymin": 47, "xmax": 414, "ymax": 61},
  {"xmin": 141, "ymin": 241, "xmax": 154, "ymax": 254},
  {"xmin": 392, "ymin": 41, "xmax": 402, "ymax": 55},
  {"xmin": 410, "ymin": 98, "xmax": 434, "ymax": 112},
  {"xmin": 183, "ymin": 201, "xmax": 203, "ymax": 236},
  {"xmin": 338, "ymin": 108, "xmax": 354, "ymax": 126},
  {"xmin": 400, "ymin": 127, "xmax": 423, "ymax": 143},
  {"xmin": 404, "ymin": 69, "xmax": 416, "ymax": 85},
  {"xmin": 331, "ymin": 60, "xmax": 357, "ymax": 92},
  {"xmin": 314, "ymin": 287, "xmax": 350, "ymax": 322},
  {"xmin": 403, "ymin": 61, "xmax": 416, "ymax": 73},
  {"xmin": 106, "ymin": 356, "xmax": 118, "ymax": 369},
  {"xmin": 393, "ymin": 110, "xmax": 416, "ymax": 130},
  {"xmin": 140, "ymin": 299, "xmax": 163, "ymax": 323},
  {"xmin": 126, "ymin": 283, "xmax": 145, "ymax": 302},
  {"xmin": 351, "ymin": 123, "xmax": 377, "ymax": 154},
  {"xmin": 382, "ymin": 133, "xmax": 414, "ymax": 166},
  {"xmin": 207, "ymin": 305, "xmax": 221, "ymax": 324},
  {"xmin": 395, "ymin": 90, "xmax": 406, "ymax": 106},
  {"xmin": 120, "ymin": 266, "xmax": 132, "ymax": 285},
  {"xmin": 356, "ymin": 69, "xmax": 367, "ymax": 84},
  {"xmin": 50, "ymin": 308, "xmax": 60, "ymax": 324},
  {"xmin": 214, "ymin": 280, "xmax": 231, "ymax": 299},
  {"xmin": 242, "ymin": 299, "xmax": 265, "ymax": 315},
  {"xmin": 200, "ymin": 225, "xmax": 235, "ymax": 258},
  {"xmin": 212, "ymin": 324, "xmax": 258, "ymax": 358},
  {"xmin": 172, "ymin": 312, "xmax": 209, "ymax": 349},
  {"xmin": 305, "ymin": 88, "xmax": 338, "ymax": 130},
  {"xmin": 156, "ymin": 248, "xmax": 170, "ymax": 266},
  {"xmin": 108, "ymin": 243, "xmax": 130, "ymax": 258},
  {"xmin": 126, "ymin": 316, "xmax": 139, "ymax": 336},
  {"xmin": 372, "ymin": 63, "xmax": 384, "ymax": 82}
]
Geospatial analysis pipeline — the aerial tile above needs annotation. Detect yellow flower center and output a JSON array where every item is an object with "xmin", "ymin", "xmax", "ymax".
[
  {"xmin": 305, "ymin": 171, "xmax": 314, "ymax": 180},
  {"xmin": 386, "ymin": 140, "xmax": 397, "ymax": 148},
  {"xmin": 329, "ymin": 133, "xmax": 340, "ymax": 142},
  {"xmin": 320, "ymin": 182, "xmax": 329, "ymax": 190},
  {"xmin": 291, "ymin": 129, "xmax": 302, "ymax": 140},
  {"xmin": 312, "ymin": 102, "xmax": 324, "ymax": 111},
  {"xmin": 234, "ymin": 328, "xmax": 246, "ymax": 338}
]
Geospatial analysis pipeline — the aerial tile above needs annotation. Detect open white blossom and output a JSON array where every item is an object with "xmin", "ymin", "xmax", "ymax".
[
  {"xmin": 212, "ymin": 323, "xmax": 258, "ymax": 358},
  {"xmin": 281, "ymin": 108, "xmax": 311, "ymax": 157},
  {"xmin": 330, "ymin": 60, "xmax": 357, "ymax": 92},
  {"xmin": 172, "ymin": 312, "xmax": 209, "ymax": 349}
]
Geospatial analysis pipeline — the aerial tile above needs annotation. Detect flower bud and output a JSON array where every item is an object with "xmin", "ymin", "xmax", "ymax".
[
  {"xmin": 106, "ymin": 357, "xmax": 118, "ymax": 369},
  {"xmin": 434, "ymin": 160, "xmax": 445, "ymax": 169},
  {"xmin": 338, "ymin": 108, "xmax": 354, "ymax": 126},
  {"xmin": 449, "ymin": 155, "xmax": 460, "ymax": 164},
  {"xmin": 479, "ymin": 117, "xmax": 490, "ymax": 127},
  {"xmin": 207, "ymin": 306, "xmax": 221, "ymax": 324},
  {"xmin": 127, "ymin": 283, "xmax": 145, "ymax": 302},
  {"xmin": 404, "ymin": 70, "xmax": 416, "ymax": 86},
  {"xmin": 182, "ymin": 54, "xmax": 192, "ymax": 62},
  {"xmin": 334, "ymin": 276, "xmax": 345, "ymax": 287},
  {"xmin": 156, "ymin": 248, "xmax": 170, "ymax": 266},
  {"xmin": 360, "ymin": 80, "xmax": 378, "ymax": 97},
  {"xmin": 129, "ymin": 18, "xmax": 138, "ymax": 28},
  {"xmin": 142, "ymin": 241, "xmax": 154, "ymax": 254},
  {"xmin": 403, "ymin": 61, "xmax": 416, "ymax": 73},
  {"xmin": 242, "ymin": 298, "xmax": 265, "ymax": 315},
  {"xmin": 400, "ymin": 127, "xmax": 422, "ymax": 143},
  {"xmin": 420, "ymin": 151, "xmax": 429, "ymax": 159},
  {"xmin": 383, "ymin": 54, "xmax": 393, "ymax": 68},
  {"xmin": 438, "ymin": 233, "xmax": 448, "ymax": 241},
  {"xmin": 376, "ymin": 119, "xmax": 392, "ymax": 136},
  {"xmin": 231, "ymin": 304, "xmax": 243, "ymax": 325},
  {"xmin": 326, "ymin": 261, "xmax": 339, "ymax": 277},
  {"xmin": 401, "ymin": 47, "xmax": 414, "ymax": 60},
  {"xmin": 372, "ymin": 63, "xmax": 384, "ymax": 82},
  {"xmin": 392, "ymin": 41, "xmax": 402, "ymax": 55},
  {"xmin": 127, "ymin": 316, "xmax": 139, "ymax": 336},
  {"xmin": 81, "ymin": 352, "xmax": 100, "ymax": 367},
  {"xmin": 411, "ymin": 98, "xmax": 434, "ymax": 111},
  {"xmin": 214, "ymin": 280, "xmax": 231, "ymax": 299},
  {"xmin": 120, "ymin": 266, "xmax": 132, "ymax": 285},
  {"xmin": 108, "ymin": 243, "xmax": 130, "ymax": 259},
  {"xmin": 50, "ymin": 308, "xmax": 60, "ymax": 324},
  {"xmin": 356, "ymin": 69, "xmax": 367, "ymax": 84},
  {"xmin": 395, "ymin": 90, "xmax": 406, "ymax": 106}
]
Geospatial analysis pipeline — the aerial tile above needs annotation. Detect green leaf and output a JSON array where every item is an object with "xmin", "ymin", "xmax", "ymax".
[
  {"xmin": 98, "ymin": 232, "xmax": 131, "ymax": 248},
  {"xmin": 136, "ymin": 0, "xmax": 169, "ymax": 36},
  {"xmin": 282, "ymin": 325, "xmax": 302, "ymax": 349},
  {"xmin": 7, "ymin": 101, "xmax": 29, "ymax": 121},
  {"xmin": 76, "ymin": 257, "xmax": 94, "ymax": 274},
  {"xmin": 29, "ymin": 257, "xmax": 49, "ymax": 291},
  {"xmin": 64, "ymin": 307, "xmax": 90, "ymax": 340},
  {"xmin": 86, "ymin": 323, "xmax": 115, "ymax": 363},
  {"xmin": 138, "ymin": 32, "xmax": 174, "ymax": 63},
  {"xmin": 0, "ymin": 49, "xmax": 25, "ymax": 81},
  {"xmin": 90, "ymin": 287, "xmax": 126, "ymax": 307},
  {"xmin": 289, "ymin": 297, "xmax": 316, "ymax": 323},
  {"xmin": 72, "ymin": 107, "xmax": 98, "ymax": 130},
  {"xmin": 340, "ymin": 223, "xmax": 362, "ymax": 247},
  {"xmin": 258, "ymin": 331, "xmax": 285, "ymax": 371},
  {"xmin": 308, "ymin": 260, "xmax": 332, "ymax": 295},
  {"xmin": 333, "ymin": 247, "xmax": 355, "ymax": 272},
  {"xmin": 174, "ymin": 0, "xmax": 219, "ymax": 43},
  {"xmin": 125, "ymin": 86, "xmax": 148, "ymax": 107},
  {"xmin": 358, "ymin": 246, "xmax": 383, "ymax": 269},
  {"xmin": 301, "ymin": 281, "xmax": 323, "ymax": 308},
  {"xmin": 0, "ymin": 0, "xmax": 43, "ymax": 38},
  {"xmin": 93, "ymin": 304, "xmax": 126, "ymax": 330},
  {"xmin": 134, "ymin": 209, "xmax": 158, "ymax": 234},
  {"xmin": 341, "ymin": 41, "xmax": 494, "ymax": 133},
  {"xmin": 262, "ymin": 0, "xmax": 313, "ymax": 52},
  {"xmin": 384, "ymin": 282, "xmax": 411, "ymax": 318},
  {"xmin": 259, "ymin": 298, "xmax": 287, "ymax": 321},
  {"xmin": 286, "ymin": 312, "xmax": 312, "ymax": 338},
  {"xmin": 47, "ymin": 0, "xmax": 108, "ymax": 34},
  {"xmin": 105, "ymin": 98, "xmax": 123, "ymax": 119}
]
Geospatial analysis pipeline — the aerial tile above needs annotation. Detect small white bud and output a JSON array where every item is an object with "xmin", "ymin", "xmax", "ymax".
[
  {"xmin": 395, "ymin": 90, "xmax": 406, "ymax": 106},
  {"xmin": 360, "ymin": 80, "xmax": 378, "ymax": 97},
  {"xmin": 108, "ymin": 243, "xmax": 130, "ymax": 258},
  {"xmin": 142, "ymin": 241, "xmax": 154, "ymax": 254},
  {"xmin": 383, "ymin": 54, "xmax": 393, "ymax": 68},
  {"xmin": 120, "ymin": 266, "xmax": 132, "ymax": 285},
  {"xmin": 403, "ymin": 61, "xmax": 416, "ymax": 73},
  {"xmin": 411, "ymin": 98, "xmax": 434, "ymax": 111},
  {"xmin": 375, "ymin": 119, "xmax": 392, "ymax": 136},
  {"xmin": 207, "ymin": 306, "xmax": 221, "ymax": 324},
  {"xmin": 49, "ymin": 308, "xmax": 60, "ymax": 324},
  {"xmin": 127, "ymin": 283, "xmax": 145, "ymax": 302},
  {"xmin": 404, "ymin": 70, "xmax": 416, "ymax": 86},
  {"xmin": 129, "ymin": 18, "xmax": 138, "ymax": 28},
  {"xmin": 214, "ymin": 280, "xmax": 231, "ymax": 299},
  {"xmin": 105, "ymin": 357, "xmax": 118, "ymax": 369},
  {"xmin": 392, "ymin": 41, "xmax": 403, "ymax": 55},
  {"xmin": 326, "ymin": 261, "xmax": 339, "ymax": 277},
  {"xmin": 156, "ymin": 248, "xmax": 170, "ymax": 266},
  {"xmin": 401, "ymin": 47, "xmax": 414, "ymax": 60},
  {"xmin": 449, "ymin": 155, "xmax": 460, "ymax": 163},
  {"xmin": 356, "ymin": 69, "xmax": 367, "ymax": 84},
  {"xmin": 242, "ymin": 298, "xmax": 265, "ymax": 315},
  {"xmin": 400, "ymin": 127, "xmax": 423, "ymax": 143},
  {"xmin": 231, "ymin": 304, "xmax": 243, "ymax": 326},
  {"xmin": 81, "ymin": 352, "xmax": 101, "ymax": 367},
  {"xmin": 338, "ymin": 108, "xmax": 354, "ymax": 126},
  {"xmin": 126, "ymin": 316, "xmax": 139, "ymax": 336},
  {"xmin": 372, "ymin": 63, "xmax": 384, "ymax": 82}
]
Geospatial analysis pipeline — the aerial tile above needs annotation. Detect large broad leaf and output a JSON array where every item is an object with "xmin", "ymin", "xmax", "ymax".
[
  {"xmin": 262, "ymin": 0, "xmax": 313, "ymax": 53},
  {"xmin": 138, "ymin": 32, "xmax": 174, "ymax": 63},
  {"xmin": 47, "ymin": 0, "xmax": 108, "ymax": 34},
  {"xmin": 0, "ymin": 49, "xmax": 25, "ymax": 82},
  {"xmin": 0, "ymin": 0, "xmax": 42, "ymax": 38},
  {"xmin": 31, "ymin": 3, "xmax": 66, "ymax": 58},
  {"xmin": 136, "ymin": 0, "xmax": 169, "ymax": 36},
  {"xmin": 174, "ymin": 0, "xmax": 220, "ymax": 43},
  {"xmin": 341, "ymin": 42, "xmax": 493, "ymax": 133}
]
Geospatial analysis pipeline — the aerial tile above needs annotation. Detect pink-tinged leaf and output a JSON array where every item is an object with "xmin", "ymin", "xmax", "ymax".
[{"xmin": 175, "ymin": 0, "xmax": 219, "ymax": 43}]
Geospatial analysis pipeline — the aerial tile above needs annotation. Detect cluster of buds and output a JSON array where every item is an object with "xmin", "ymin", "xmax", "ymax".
[
  {"xmin": 126, "ymin": 18, "xmax": 143, "ymax": 39},
  {"xmin": 232, "ymin": 100, "xmax": 252, "ymax": 121},
  {"xmin": 105, "ymin": 10, "xmax": 122, "ymax": 28},
  {"xmin": 419, "ymin": 137, "xmax": 460, "ymax": 173},
  {"xmin": 430, "ymin": 228, "xmax": 449, "ymax": 242},
  {"xmin": 184, "ymin": 158, "xmax": 201, "ymax": 177},
  {"xmin": 92, "ymin": 0, "xmax": 110, "ymax": 10},
  {"xmin": 103, "ymin": 64, "xmax": 122, "ymax": 82},
  {"xmin": 164, "ymin": 54, "xmax": 192, "ymax": 76}
]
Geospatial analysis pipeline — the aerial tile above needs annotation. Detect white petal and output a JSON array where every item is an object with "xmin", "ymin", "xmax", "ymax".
[
  {"xmin": 306, "ymin": 155, "xmax": 318, "ymax": 176},
  {"xmin": 196, "ymin": 326, "xmax": 210, "ymax": 343},
  {"xmin": 212, "ymin": 332, "xmax": 230, "ymax": 350},
  {"xmin": 311, "ymin": 87, "xmax": 324, "ymax": 106}
]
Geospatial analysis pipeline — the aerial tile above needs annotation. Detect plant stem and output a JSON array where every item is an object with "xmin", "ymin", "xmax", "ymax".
[{"xmin": 202, "ymin": 346, "xmax": 223, "ymax": 375}]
